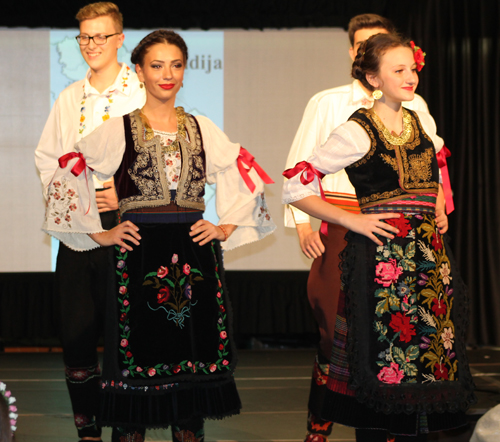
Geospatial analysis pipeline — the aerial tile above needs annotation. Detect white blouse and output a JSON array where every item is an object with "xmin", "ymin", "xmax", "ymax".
[
  {"xmin": 42, "ymin": 114, "xmax": 276, "ymax": 252},
  {"xmin": 155, "ymin": 129, "xmax": 182, "ymax": 190},
  {"xmin": 282, "ymin": 109, "xmax": 444, "ymax": 205}
]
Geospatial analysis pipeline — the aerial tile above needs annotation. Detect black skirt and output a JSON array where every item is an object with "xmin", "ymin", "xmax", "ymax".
[{"xmin": 100, "ymin": 219, "xmax": 241, "ymax": 428}]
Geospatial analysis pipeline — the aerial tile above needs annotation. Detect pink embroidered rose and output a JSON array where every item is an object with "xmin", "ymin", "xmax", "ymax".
[
  {"xmin": 222, "ymin": 360, "xmax": 229, "ymax": 366},
  {"xmin": 157, "ymin": 266, "xmax": 168, "ymax": 278},
  {"xmin": 441, "ymin": 327, "xmax": 454, "ymax": 350},
  {"xmin": 209, "ymin": 364, "xmax": 217, "ymax": 372},
  {"xmin": 148, "ymin": 368, "xmax": 156, "ymax": 377},
  {"xmin": 120, "ymin": 247, "xmax": 127, "ymax": 253},
  {"xmin": 217, "ymin": 292, "xmax": 221, "ymax": 298},
  {"xmin": 119, "ymin": 286, "xmax": 127, "ymax": 295},
  {"xmin": 120, "ymin": 339, "xmax": 128, "ymax": 347},
  {"xmin": 374, "ymin": 259, "xmax": 403, "ymax": 287},
  {"xmin": 136, "ymin": 367, "xmax": 143, "ymax": 373},
  {"xmin": 377, "ymin": 362, "xmax": 404, "ymax": 384},
  {"xmin": 123, "ymin": 300, "xmax": 129, "ymax": 306},
  {"xmin": 220, "ymin": 331, "xmax": 227, "ymax": 339},
  {"xmin": 183, "ymin": 263, "xmax": 191, "ymax": 275},
  {"xmin": 172, "ymin": 254, "xmax": 179, "ymax": 264}
]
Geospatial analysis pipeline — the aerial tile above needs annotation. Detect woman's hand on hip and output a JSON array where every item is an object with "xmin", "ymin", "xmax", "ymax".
[
  {"xmin": 189, "ymin": 220, "xmax": 225, "ymax": 246},
  {"xmin": 89, "ymin": 220, "xmax": 141, "ymax": 251},
  {"xmin": 341, "ymin": 212, "xmax": 400, "ymax": 246}
]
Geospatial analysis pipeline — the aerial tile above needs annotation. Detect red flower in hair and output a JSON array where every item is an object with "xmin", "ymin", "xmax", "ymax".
[{"xmin": 411, "ymin": 41, "xmax": 426, "ymax": 72}]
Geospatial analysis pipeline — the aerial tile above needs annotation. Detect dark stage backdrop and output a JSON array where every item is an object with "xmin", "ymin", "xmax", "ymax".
[
  {"xmin": 1, "ymin": 0, "xmax": 498, "ymax": 345},
  {"xmin": 406, "ymin": 0, "xmax": 500, "ymax": 345}
]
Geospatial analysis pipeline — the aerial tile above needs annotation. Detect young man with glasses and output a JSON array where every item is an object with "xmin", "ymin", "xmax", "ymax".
[{"xmin": 35, "ymin": 3, "xmax": 145, "ymax": 441}]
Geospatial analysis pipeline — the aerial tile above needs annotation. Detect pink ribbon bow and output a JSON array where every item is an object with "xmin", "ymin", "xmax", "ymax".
[
  {"xmin": 436, "ymin": 146, "xmax": 454, "ymax": 214},
  {"xmin": 237, "ymin": 147, "xmax": 274, "ymax": 193},
  {"xmin": 283, "ymin": 161, "xmax": 329, "ymax": 236}
]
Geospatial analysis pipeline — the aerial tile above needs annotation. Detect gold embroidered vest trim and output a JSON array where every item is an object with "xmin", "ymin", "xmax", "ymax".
[{"xmin": 118, "ymin": 108, "xmax": 206, "ymax": 215}]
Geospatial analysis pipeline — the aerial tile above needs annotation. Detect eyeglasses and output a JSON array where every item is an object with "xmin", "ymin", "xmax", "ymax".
[{"xmin": 75, "ymin": 33, "xmax": 120, "ymax": 45}]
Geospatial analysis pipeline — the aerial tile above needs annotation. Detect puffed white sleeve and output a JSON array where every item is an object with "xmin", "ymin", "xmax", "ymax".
[
  {"xmin": 42, "ymin": 117, "xmax": 126, "ymax": 251},
  {"xmin": 282, "ymin": 121, "xmax": 370, "ymax": 204},
  {"xmin": 196, "ymin": 115, "xmax": 276, "ymax": 251}
]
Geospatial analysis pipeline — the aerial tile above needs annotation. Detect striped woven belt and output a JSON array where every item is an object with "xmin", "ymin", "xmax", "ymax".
[{"xmin": 362, "ymin": 194, "xmax": 437, "ymax": 214}]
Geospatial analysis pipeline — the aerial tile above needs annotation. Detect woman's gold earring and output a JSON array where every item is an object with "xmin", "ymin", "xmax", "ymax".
[
  {"xmin": 140, "ymin": 82, "xmax": 144, "ymax": 89},
  {"xmin": 372, "ymin": 89, "xmax": 383, "ymax": 100}
]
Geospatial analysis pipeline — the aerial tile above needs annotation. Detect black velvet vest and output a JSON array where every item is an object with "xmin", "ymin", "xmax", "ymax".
[
  {"xmin": 345, "ymin": 108, "xmax": 439, "ymax": 210},
  {"xmin": 114, "ymin": 109, "xmax": 206, "ymax": 215}
]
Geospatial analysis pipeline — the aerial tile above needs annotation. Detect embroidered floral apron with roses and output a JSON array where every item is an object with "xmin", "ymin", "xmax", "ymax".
[{"xmin": 324, "ymin": 213, "xmax": 475, "ymax": 418}]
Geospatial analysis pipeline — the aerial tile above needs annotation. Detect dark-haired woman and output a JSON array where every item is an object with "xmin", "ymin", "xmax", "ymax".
[
  {"xmin": 42, "ymin": 30, "xmax": 275, "ymax": 442},
  {"xmin": 283, "ymin": 33, "xmax": 475, "ymax": 441}
]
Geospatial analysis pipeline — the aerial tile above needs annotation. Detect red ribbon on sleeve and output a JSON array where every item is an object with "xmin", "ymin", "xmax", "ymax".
[
  {"xmin": 58, "ymin": 152, "xmax": 93, "ymax": 176},
  {"xmin": 237, "ymin": 147, "xmax": 274, "ymax": 193},
  {"xmin": 283, "ymin": 161, "xmax": 329, "ymax": 236},
  {"xmin": 58, "ymin": 152, "xmax": 93, "ymax": 215},
  {"xmin": 436, "ymin": 146, "xmax": 454, "ymax": 214}
]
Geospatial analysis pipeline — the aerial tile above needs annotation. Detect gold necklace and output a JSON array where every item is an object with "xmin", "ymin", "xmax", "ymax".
[
  {"xmin": 370, "ymin": 108, "xmax": 412, "ymax": 145},
  {"xmin": 139, "ymin": 106, "xmax": 187, "ymax": 142}
]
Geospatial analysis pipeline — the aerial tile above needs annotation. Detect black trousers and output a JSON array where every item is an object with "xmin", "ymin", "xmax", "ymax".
[{"xmin": 56, "ymin": 210, "xmax": 117, "ymax": 439}]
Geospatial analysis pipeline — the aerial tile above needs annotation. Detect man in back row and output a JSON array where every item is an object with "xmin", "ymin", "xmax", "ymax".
[
  {"xmin": 35, "ymin": 2, "xmax": 145, "ymax": 441},
  {"xmin": 284, "ymin": 14, "xmax": 430, "ymax": 442}
]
